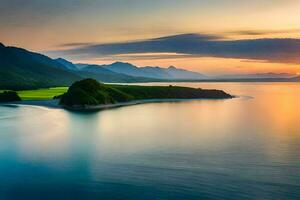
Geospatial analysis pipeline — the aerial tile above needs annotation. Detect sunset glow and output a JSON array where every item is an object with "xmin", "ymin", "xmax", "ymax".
[{"xmin": 1, "ymin": 0, "xmax": 300, "ymax": 75}]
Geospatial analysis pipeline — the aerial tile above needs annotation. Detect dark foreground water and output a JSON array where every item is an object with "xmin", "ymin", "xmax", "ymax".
[{"xmin": 0, "ymin": 83, "xmax": 300, "ymax": 200}]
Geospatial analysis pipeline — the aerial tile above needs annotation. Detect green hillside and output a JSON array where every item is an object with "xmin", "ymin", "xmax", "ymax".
[{"xmin": 0, "ymin": 43, "xmax": 81, "ymax": 90}]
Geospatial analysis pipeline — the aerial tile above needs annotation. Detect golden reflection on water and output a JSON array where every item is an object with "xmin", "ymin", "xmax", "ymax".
[{"xmin": 89, "ymin": 82, "xmax": 300, "ymax": 161}]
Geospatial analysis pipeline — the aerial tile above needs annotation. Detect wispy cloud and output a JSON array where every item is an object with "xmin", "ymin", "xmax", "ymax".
[
  {"xmin": 50, "ymin": 33, "xmax": 300, "ymax": 64},
  {"xmin": 57, "ymin": 42, "xmax": 95, "ymax": 48},
  {"xmin": 226, "ymin": 29, "xmax": 300, "ymax": 36}
]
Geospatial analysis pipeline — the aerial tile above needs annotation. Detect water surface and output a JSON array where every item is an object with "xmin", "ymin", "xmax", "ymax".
[{"xmin": 0, "ymin": 83, "xmax": 299, "ymax": 200}]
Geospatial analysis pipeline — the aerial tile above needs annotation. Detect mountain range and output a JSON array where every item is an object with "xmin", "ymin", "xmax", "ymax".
[
  {"xmin": 0, "ymin": 43, "xmax": 207, "ymax": 89},
  {"xmin": 0, "ymin": 43, "xmax": 155, "ymax": 89},
  {"xmin": 214, "ymin": 72, "xmax": 295, "ymax": 79},
  {"xmin": 0, "ymin": 42, "xmax": 299, "ymax": 90},
  {"xmin": 77, "ymin": 61, "xmax": 207, "ymax": 80}
]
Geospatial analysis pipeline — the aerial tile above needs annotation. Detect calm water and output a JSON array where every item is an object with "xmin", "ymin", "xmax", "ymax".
[{"xmin": 0, "ymin": 83, "xmax": 300, "ymax": 200}]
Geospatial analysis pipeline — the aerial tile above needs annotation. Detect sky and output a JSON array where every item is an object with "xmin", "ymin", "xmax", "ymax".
[{"xmin": 1, "ymin": 0, "xmax": 300, "ymax": 75}]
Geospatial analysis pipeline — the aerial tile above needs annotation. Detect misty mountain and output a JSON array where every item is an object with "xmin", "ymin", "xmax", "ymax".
[
  {"xmin": 288, "ymin": 76, "xmax": 300, "ymax": 81},
  {"xmin": 79, "ymin": 64, "xmax": 154, "ymax": 82},
  {"xmin": 214, "ymin": 72, "xmax": 295, "ymax": 80},
  {"xmin": 82, "ymin": 64, "xmax": 120, "ymax": 75},
  {"xmin": 165, "ymin": 66, "xmax": 208, "ymax": 79},
  {"xmin": 101, "ymin": 62, "xmax": 207, "ymax": 80},
  {"xmin": 75, "ymin": 63, "xmax": 90, "ymax": 69},
  {"xmin": 55, "ymin": 58, "xmax": 78, "ymax": 70},
  {"xmin": 139, "ymin": 66, "xmax": 171, "ymax": 79},
  {"xmin": 100, "ymin": 62, "xmax": 150, "ymax": 77}
]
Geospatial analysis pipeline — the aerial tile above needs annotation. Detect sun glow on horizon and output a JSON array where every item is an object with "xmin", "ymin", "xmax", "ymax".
[{"xmin": 1, "ymin": 0, "xmax": 300, "ymax": 75}]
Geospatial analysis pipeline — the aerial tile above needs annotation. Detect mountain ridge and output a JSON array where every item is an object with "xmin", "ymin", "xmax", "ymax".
[
  {"xmin": 91, "ymin": 61, "xmax": 208, "ymax": 80},
  {"xmin": 215, "ymin": 72, "xmax": 295, "ymax": 79},
  {"xmin": 55, "ymin": 58, "xmax": 78, "ymax": 70}
]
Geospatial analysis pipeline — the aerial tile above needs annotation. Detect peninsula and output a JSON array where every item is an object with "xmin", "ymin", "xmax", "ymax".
[{"xmin": 59, "ymin": 79, "xmax": 233, "ymax": 110}]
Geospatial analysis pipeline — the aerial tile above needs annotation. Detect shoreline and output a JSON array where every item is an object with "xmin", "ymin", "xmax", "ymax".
[
  {"xmin": 1, "ymin": 99, "xmax": 61, "ymax": 109},
  {"xmin": 1, "ymin": 97, "xmax": 234, "ymax": 111}
]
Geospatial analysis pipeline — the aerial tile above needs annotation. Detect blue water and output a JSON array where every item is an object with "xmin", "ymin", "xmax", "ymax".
[{"xmin": 0, "ymin": 83, "xmax": 299, "ymax": 200}]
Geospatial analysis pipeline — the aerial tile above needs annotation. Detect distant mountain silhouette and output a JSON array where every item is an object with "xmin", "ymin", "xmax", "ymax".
[
  {"xmin": 100, "ymin": 62, "xmax": 152, "ymax": 77},
  {"xmin": 82, "ymin": 64, "xmax": 124, "ymax": 75},
  {"xmin": 75, "ymin": 63, "xmax": 90, "ymax": 69},
  {"xmin": 55, "ymin": 58, "xmax": 78, "ymax": 70},
  {"xmin": 99, "ymin": 62, "xmax": 207, "ymax": 80},
  {"xmin": 79, "ymin": 64, "xmax": 154, "ymax": 82},
  {"xmin": 165, "ymin": 66, "xmax": 207, "ymax": 79},
  {"xmin": 288, "ymin": 75, "xmax": 300, "ymax": 81},
  {"xmin": 215, "ymin": 72, "xmax": 295, "ymax": 80}
]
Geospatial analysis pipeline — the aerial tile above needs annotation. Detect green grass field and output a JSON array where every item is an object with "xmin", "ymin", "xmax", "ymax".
[{"xmin": 16, "ymin": 87, "xmax": 68, "ymax": 100}]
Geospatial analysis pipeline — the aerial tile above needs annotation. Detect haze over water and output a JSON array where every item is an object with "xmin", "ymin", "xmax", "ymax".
[{"xmin": 0, "ymin": 82, "xmax": 299, "ymax": 199}]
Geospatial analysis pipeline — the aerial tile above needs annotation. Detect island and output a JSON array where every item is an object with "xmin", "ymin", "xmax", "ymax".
[
  {"xmin": 0, "ymin": 91, "xmax": 21, "ymax": 102},
  {"xmin": 59, "ymin": 79, "xmax": 233, "ymax": 110}
]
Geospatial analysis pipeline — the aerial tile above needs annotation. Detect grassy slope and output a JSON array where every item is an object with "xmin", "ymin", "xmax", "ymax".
[{"xmin": 17, "ymin": 87, "xmax": 68, "ymax": 100}]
